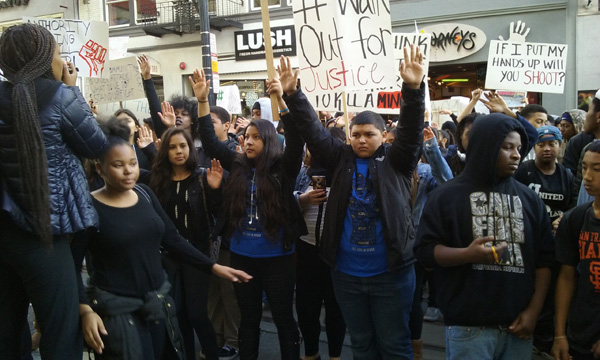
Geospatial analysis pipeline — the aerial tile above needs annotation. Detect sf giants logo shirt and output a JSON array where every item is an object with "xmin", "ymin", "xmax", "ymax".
[{"xmin": 578, "ymin": 230, "xmax": 600, "ymax": 292}]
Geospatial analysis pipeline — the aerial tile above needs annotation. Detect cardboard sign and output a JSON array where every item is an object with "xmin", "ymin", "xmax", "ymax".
[
  {"xmin": 292, "ymin": 0, "xmax": 399, "ymax": 113},
  {"xmin": 86, "ymin": 57, "xmax": 145, "ymax": 104},
  {"xmin": 216, "ymin": 85, "xmax": 242, "ymax": 115},
  {"xmin": 23, "ymin": 17, "xmax": 109, "ymax": 78},
  {"xmin": 485, "ymin": 40, "xmax": 568, "ymax": 94}
]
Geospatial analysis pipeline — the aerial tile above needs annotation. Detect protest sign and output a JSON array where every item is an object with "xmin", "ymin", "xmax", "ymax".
[
  {"xmin": 23, "ymin": 17, "xmax": 109, "ymax": 78},
  {"xmin": 109, "ymin": 36, "xmax": 129, "ymax": 60},
  {"xmin": 497, "ymin": 90, "xmax": 527, "ymax": 108},
  {"xmin": 210, "ymin": 33, "xmax": 220, "ymax": 92},
  {"xmin": 96, "ymin": 99, "xmax": 151, "ymax": 121},
  {"xmin": 217, "ymin": 85, "xmax": 242, "ymax": 115},
  {"xmin": 485, "ymin": 40, "xmax": 567, "ymax": 94},
  {"xmin": 292, "ymin": 0, "xmax": 402, "ymax": 113},
  {"xmin": 86, "ymin": 57, "xmax": 145, "ymax": 104}
]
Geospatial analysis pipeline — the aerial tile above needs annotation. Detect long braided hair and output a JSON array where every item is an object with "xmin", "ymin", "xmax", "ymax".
[{"xmin": 0, "ymin": 24, "xmax": 58, "ymax": 243}]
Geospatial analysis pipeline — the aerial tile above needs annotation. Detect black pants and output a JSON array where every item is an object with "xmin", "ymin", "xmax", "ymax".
[
  {"xmin": 0, "ymin": 214, "xmax": 82, "ymax": 360},
  {"xmin": 164, "ymin": 256, "xmax": 219, "ymax": 360},
  {"xmin": 295, "ymin": 240, "xmax": 346, "ymax": 357},
  {"xmin": 231, "ymin": 252, "xmax": 300, "ymax": 360}
]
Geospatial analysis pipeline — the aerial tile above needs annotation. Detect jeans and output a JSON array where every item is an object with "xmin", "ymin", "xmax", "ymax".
[
  {"xmin": 231, "ymin": 252, "xmax": 300, "ymax": 360},
  {"xmin": 0, "ymin": 214, "xmax": 82, "ymax": 360},
  {"xmin": 331, "ymin": 266, "xmax": 415, "ymax": 360},
  {"xmin": 445, "ymin": 325, "xmax": 533, "ymax": 360}
]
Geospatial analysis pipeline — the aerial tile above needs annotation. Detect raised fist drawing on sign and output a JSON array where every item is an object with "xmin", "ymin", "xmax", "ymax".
[{"xmin": 79, "ymin": 40, "xmax": 107, "ymax": 77}]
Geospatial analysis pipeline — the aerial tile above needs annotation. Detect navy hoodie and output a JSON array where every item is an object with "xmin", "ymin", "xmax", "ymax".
[{"xmin": 415, "ymin": 113, "xmax": 555, "ymax": 326}]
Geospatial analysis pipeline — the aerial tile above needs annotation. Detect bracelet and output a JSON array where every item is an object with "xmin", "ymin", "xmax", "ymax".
[
  {"xmin": 554, "ymin": 336, "xmax": 567, "ymax": 339},
  {"xmin": 198, "ymin": 100, "xmax": 209, "ymax": 103},
  {"xmin": 491, "ymin": 246, "xmax": 499, "ymax": 264},
  {"xmin": 279, "ymin": 108, "xmax": 289, "ymax": 114}
]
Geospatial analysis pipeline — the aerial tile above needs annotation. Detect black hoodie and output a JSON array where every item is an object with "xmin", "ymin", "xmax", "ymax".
[{"xmin": 415, "ymin": 113, "xmax": 555, "ymax": 326}]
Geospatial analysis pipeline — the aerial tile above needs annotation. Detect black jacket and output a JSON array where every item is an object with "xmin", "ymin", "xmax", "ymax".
[
  {"xmin": 285, "ymin": 86, "xmax": 425, "ymax": 272},
  {"xmin": 87, "ymin": 279, "xmax": 184, "ymax": 360},
  {"xmin": 196, "ymin": 112, "xmax": 307, "ymax": 251},
  {"xmin": 0, "ymin": 78, "xmax": 108, "ymax": 235}
]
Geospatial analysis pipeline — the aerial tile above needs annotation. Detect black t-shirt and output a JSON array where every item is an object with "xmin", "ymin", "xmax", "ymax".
[
  {"xmin": 556, "ymin": 205, "xmax": 600, "ymax": 353},
  {"xmin": 514, "ymin": 160, "xmax": 577, "ymax": 222},
  {"xmin": 81, "ymin": 185, "xmax": 213, "ymax": 300}
]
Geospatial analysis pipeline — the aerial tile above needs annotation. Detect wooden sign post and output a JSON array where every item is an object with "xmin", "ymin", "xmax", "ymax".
[{"xmin": 260, "ymin": 0, "xmax": 280, "ymax": 122}]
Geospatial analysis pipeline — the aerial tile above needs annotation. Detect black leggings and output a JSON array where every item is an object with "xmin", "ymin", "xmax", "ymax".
[
  {"xmin": 164, "ymin": 256, "xmax": 219, "ymax": 360},
  {"xmin": 295, "ymin": 240, "xmax": 346, "ymax": 357},
  {"xmin": 231, "ymin": 252, "xmax": 300, "ymax": 360}
]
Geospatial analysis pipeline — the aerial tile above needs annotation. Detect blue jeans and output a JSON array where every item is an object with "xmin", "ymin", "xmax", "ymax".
[
  {"xmin": 331, "ymin": 266, "xmax": 415, "ymax": 360},
  {"xmin": 446, "ymin": 325, "xmax": 533, "ymax": 360}
]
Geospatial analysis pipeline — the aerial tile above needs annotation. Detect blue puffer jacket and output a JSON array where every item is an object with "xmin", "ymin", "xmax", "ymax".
[{"xmin": 0, "ymin": 77, "xmax": 108, "ymax": 235}]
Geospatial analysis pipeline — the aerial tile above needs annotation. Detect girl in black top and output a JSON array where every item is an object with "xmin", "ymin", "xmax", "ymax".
[
  {"xmin": 188, "ymin": 66, "xmax": 306, "ymax": 359},
  {"xmin": 77, "ymin": 120, "xmax": 251, "ymax": 359},
  {"xmin": 149, "ymin": 126, "xmax": 222, "ymax": 360}
]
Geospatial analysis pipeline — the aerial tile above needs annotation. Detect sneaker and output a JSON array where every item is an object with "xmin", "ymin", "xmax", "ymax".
[
  {"xmin": 423, "ymin": 307, "xmax": 441, "ymax": 322},
  {"xmin": 219, "ymin": 345, "xmax": 239, "ymax": 358}
]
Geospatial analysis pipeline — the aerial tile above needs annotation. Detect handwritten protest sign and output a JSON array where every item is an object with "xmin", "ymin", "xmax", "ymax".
[
  {"xmin": 23, "ymin": 17, "xmax": 109, "ymax": 78},
  {"xmin": 292, "ymin": 0, "xmax": 400, "ymax": 113},
  {"xmin": 86, "ymin": 57, "xmax": 144, "ymax": 104},
  {"xmin": 497, "ymin": 90, "xmax": 527, "ymax": 108},
  {"xmin": 485, "ymin": 40, "xmax": 567, "ymax": 94},
  {"xmin": 217, "ymin": 85, "xmax": 242, "ymax": 115},
  {"xmin": 109, "ymin": 36, "xmax": 129, "ymax": 60},
  {"xmin": 97, "ymin": 99, "xmax": 151, "ymax": 121}
]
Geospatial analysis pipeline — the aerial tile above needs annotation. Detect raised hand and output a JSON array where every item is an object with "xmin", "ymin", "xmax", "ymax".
[
  {"xmin": 480, "ymin": 92, "xmax": 510, "ymax": 114},
  {"xmin": 136, "ymin": 126, "xmax": 154, "ymax": 149},
  {"xmin": 206, "ymin": 159, "xmax": 224, "ymax": 189},
  {"xmin": 188, "ymin": 68, "xmax": 210, "ymax": 102},
  {"xmin": 498, "ymin": 21, "xmax": 530, "ymax": 42},
  {"xmin": 276, "ymin": 56, "xmax": 299, "ymax": 96},
  {"xmin": 471, "ymin": 88, "xmax": 483, "ymax": 102},
  {"xmin": 266, "ymin": 77, "xmax": 284, "ymax": 100},
  {"xmin": 158, "ymin": 101, "xmax": 176, "ymax": 128},
  {"xmin": 400, "ymin": 44, "xmax": 424, "ymax": 90},
  {"xmin": 424, "ymin": 127, "xmax": 435, "ymax": 142},
  {"xmin": 137, "ymin": 54, "xmax": 151, "ymax": 80}
]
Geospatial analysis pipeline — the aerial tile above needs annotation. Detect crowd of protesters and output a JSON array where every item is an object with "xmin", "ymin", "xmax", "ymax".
[{"xmin": 1, "ymin": 23, "xmax": 600, "ymax": 360}]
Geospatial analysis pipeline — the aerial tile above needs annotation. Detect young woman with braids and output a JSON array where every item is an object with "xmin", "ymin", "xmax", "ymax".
[
  {"xmin": 189, "ymin": 68, "xmax": 306, "ymax": 359},
  {"xmin": 148, "ymin": 126, "xmax": 222, "ymax": 360},
  {"xmin": 0, "ymin": 23, "xmax": 108, "ymax": 359},
  {"xmin": 74, "ymin": 118, "xmax": 251, "ymax": 359}
]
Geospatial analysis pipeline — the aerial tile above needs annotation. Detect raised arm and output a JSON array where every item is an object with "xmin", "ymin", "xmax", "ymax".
[
  {"xmin": 390, "ymin": 44, "xmax": 426, "ymax": 176},
  {"xmin": 269, "ymin": 63, "xmax": 305, "ymax": 180},
  {"xmin": 189, "ymin": 69, "xmax": 237, "ymax": 170},
  {"xmin": 422, "ymin": 127, "xmax": 453, "ymax": 184},
  {"xmin": 280, "ymin": 56, "xmax": 344, "ymax": 173},
  {"xmin": 139, "ymin": 55, "xmax": 167, "ymax": 138},
  {"xmin": 456, "ymin": 88, "xmax": 482, "ymax": 122}
]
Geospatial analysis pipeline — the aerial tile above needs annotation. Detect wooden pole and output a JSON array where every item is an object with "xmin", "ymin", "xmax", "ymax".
[
  {"xmin": 343, "ymin": 91, "xmax": 349, "ymax": 144},
  {"xmin": 260, "ymin": 0, "xmax": 280, "ymax": 122}
]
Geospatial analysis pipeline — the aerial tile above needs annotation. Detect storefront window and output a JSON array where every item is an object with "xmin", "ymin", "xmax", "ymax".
[{"xmin": 106, "ymin": 0, "xmax": 158, "ymax": 27}]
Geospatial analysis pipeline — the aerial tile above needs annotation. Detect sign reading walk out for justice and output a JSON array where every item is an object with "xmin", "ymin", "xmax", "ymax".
[
  {"xmin": 485, "ymin": 40, "xmax": 568, "ymax": 94},
  {"xmin": 23, "ymin": 17, "xmax": 109, "ymax": 79},
  {"xmin": 292, "ymin": 0, "xmax": 398, "ymax": 113}
]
